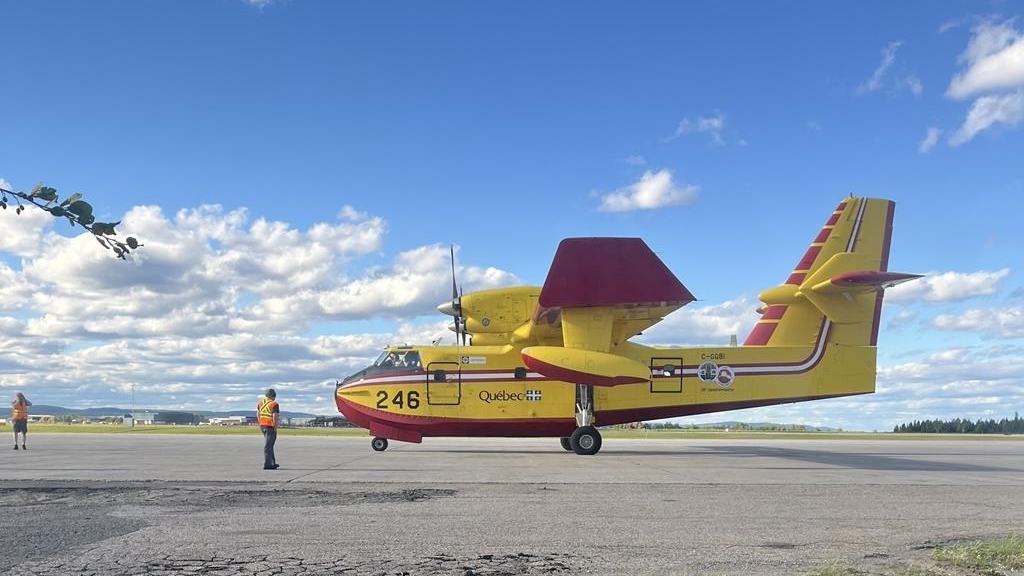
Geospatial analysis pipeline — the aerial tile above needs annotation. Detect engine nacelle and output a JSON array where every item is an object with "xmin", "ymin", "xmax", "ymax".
[{"xmin": 459, "ymin": 286, "xmax": 540, "ymax": 334}]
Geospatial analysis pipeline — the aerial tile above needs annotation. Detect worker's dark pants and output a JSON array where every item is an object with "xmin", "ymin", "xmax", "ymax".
[{"xmin": 261, "ymin": 426, "xmax": 277, "ymax": 468}]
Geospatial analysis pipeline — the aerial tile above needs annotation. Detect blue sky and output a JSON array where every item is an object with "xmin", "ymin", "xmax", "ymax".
[{"xmin": 1, "ymin": 0, "xmax": 1022, "ymax": 431}]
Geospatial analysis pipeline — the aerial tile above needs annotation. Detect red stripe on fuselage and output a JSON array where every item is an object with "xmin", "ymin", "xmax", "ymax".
[{"xmin": 337, "ymin": 395, "xmax": 576, "ymax": 439}]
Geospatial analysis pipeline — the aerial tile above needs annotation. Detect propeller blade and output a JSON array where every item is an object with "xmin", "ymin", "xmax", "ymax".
[
  {"xmin": 446, "ymin": 244, "xmax": 468, "ymax": 346},
  {"xmin": 450, "ymin": 245, "xmax": 459, "ymax": 301}
]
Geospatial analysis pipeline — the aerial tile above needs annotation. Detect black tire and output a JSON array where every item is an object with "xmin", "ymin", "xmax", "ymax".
[
  {"xmin": 570, "ymin": 426, "xmax": 602, "ymax": 455},
  {"xmin": 371, "ymin": 437, "xmax": 389, "ymax": 452},
  {"xmin": 559, "ymin": 437, "xmax": 572, "ymax": 451}
]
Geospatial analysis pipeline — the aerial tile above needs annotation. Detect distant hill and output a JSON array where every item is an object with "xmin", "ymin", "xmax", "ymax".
[{"xmin": 24, "ymin": 405, "xmax": 320, "ymax": 420}]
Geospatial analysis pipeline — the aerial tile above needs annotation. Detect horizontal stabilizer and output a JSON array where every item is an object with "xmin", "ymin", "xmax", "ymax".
[
  {"xmin": 758, "ymin": 252, "xmax": 922, "ymax": 324},
  {"xmin": 521, "ymin": 346, "xmax": 650, "ymax": 387},
  {"xmin": 810, "ymin": 271, "xmax": 924, "ymax": 293},
  {"xmin": 802, "ymin": 270, "xmax": 922, "ymax": 324}
]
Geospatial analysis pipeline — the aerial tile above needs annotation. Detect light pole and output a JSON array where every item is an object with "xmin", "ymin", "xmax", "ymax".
[{"xmin": 131, "ymin": 384, "xmax": 135, "ymax": 428}]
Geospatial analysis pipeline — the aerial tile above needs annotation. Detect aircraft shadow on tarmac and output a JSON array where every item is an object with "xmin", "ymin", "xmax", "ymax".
[
  {"xmin": 409, "ymin": 445, "xmax": 1011, "ymax": 473},
  {"xmin": 695, "ymin": 445, "xmax": 1011, "ymax": 472}
]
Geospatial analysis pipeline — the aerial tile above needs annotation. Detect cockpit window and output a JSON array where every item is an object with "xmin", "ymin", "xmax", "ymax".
[{"xmin": 373, "ymin": 350, "xmax": 422, "ymax": 370}]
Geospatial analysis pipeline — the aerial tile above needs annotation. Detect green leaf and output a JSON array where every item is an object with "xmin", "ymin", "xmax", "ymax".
[
  {"xmin": 31, "ymin": 186, "xmax": 59, "ymax": 202},
  {"xmin": 67, "ymin": 200, "xmax": 93, "ymax": 218},
  {"xmin": 61, "ymin": 193, "xmax": 83, "ymax": 208},
  {"xmin": 91, "ymin": 222, "xmax": 117, "ymax": 236},
  {"xmin": 126, "ymin": 237, "xmax": 139, "ymax": 249},
  {"xmin": 48, "ymin": 206, "xmax": 66, "ymax": 217}
]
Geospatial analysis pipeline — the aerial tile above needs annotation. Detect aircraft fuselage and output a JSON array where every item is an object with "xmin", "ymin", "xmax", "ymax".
[{"xmin": 334, "ymin": 326, "xmax": 875, "ymax": 442}]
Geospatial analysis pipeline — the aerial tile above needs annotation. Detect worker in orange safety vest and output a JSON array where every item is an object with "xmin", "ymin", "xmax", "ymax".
[
  {"xmin": 257, "ymin": 388, "xmax": 280, "ymax": 470},
  {"xmin": 11, "ymin": 392, "xmax": 32, "ymax": 451}
]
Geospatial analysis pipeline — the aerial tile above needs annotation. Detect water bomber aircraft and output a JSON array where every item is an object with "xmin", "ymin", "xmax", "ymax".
[{"xmin": 335, "ymin": 195, "xmax": 921, "ymax": 455}]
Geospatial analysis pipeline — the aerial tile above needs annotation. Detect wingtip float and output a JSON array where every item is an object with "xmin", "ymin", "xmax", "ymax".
[{"xmin": 335, "ymin": 195, "xmax": 922, "ymax": 455}]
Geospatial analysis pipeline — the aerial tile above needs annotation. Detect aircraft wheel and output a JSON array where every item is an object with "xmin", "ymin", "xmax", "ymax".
[
  {"xmin": 371, "ymin": 437, "xmax": 389, "ymax": 452},
  {"xmin": 559, "ymin": 437, "xmax": 572, "ymax": 451},
  {"xmin": 570, "ymin": 426, "xmax": 602, "ymax": 456}
]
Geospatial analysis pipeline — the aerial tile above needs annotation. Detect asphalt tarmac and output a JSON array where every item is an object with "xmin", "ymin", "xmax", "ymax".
[{"xmin": 1, "ymin": 433, "xmax": 1022, "ymax": 576}]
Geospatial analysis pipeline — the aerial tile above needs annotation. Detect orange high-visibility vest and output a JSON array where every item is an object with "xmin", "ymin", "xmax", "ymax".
[
  {"xmin": 11, "ymin": 402, "xmax": 28, "ymax": 421},
  {"xmin": 257, "ymin": 397, "xmax": 278, "ymax": 427}
]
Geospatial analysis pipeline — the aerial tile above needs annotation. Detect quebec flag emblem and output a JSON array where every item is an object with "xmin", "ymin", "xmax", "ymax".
[{"xmin": 525, "ymin": 389, "xmax": 542, "ymax": 401}]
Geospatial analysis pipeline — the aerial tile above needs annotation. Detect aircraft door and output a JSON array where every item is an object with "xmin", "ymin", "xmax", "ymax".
[
  {"xmin": 425, "ymin": 361, "xmax": 461, "ymax": 405},
  {"xmin": 650, "ymin": 357, "xmax": 683, "ymax": 393}
]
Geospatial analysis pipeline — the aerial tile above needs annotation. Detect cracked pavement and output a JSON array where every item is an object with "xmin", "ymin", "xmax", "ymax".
[{"xmin": 1, "ymin": 435, "xmax": 1022, "ymax": 575}]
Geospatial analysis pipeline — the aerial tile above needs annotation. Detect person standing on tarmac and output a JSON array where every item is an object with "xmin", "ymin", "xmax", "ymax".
[
  {"xmin": 11, "ymin": 392, "xmax": 32, "ymax": 450},
  {"xmin": 257, "ymin": 388, "xmax": 280, "ymax": 470}
]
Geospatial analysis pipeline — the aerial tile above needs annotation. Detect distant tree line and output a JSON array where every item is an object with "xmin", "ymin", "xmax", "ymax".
[
  {"xmin": 893, "ymin": 412, "xmax": 1023, "ymax": 434},
  {"xmin": 643, "ymin": 421, "xmax": 839, "ymax": 432}
]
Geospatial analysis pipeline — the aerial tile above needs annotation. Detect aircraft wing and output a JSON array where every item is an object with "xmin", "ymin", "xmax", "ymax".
[{"xmin": 521, "ymin": 238, "xmax": 696, "ymax": 386}]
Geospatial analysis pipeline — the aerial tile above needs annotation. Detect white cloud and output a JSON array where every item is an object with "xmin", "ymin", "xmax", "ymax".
[
  {"xmin": 596, "ymin": 169, "xmax": 699, "ymax": 212},
  {"xmin": 932, "ymin": 306, "xmax": 1024, "ymax": 338},
  {"xmin": 314, "ymin": 245, "xmax": 517, "ymax": 321},
  {"xmin": 622, "ymin": 155, "xmax": 648, "ymax": 166},
  {"xmin": 0, "ymin": 200, "xmax": 529, "ymax": 414},
  {"xmin": 899, "ymin": 75, "xmax": 924, "ymax": 95},
  {"xmin": 948, "ymin": 89, "xmax": 1024, "ymax": 145},
  {"xmin": 944, "ymin": 20, "xmax": 1024, "ymax": 145},
  {"xmin": 0, "ymin": 177, "xmax": 12, "ymax": 192},
  {"xmin": 926, "ymin": 348, "xmax": 970, "ymax": 363},
  {"xmin": 667, "ymin": 113, "xmax": 727, "ymax": 145},
  {"xmin": 947, "ymin": 20, "xmax": 1024, "ymax": 99},
  {"xmin": 639, "ymin": 296, "xmax": 758, "ymax": 346},
  {"xmin": 857, "ymin": 40, "xmax": 903, "ymax": 94},
  {"xmin": 938, "ymin": 19, "xmax": 963, "ymax": 34},
  {"xmin": 3, "ymin": 216, "xmax": 519, "ymax": 348},
  {"xmin": 918, "ymin": 127, "xmax": 942, "ymax": 153},
  {"xmin": 886, "ymin": 269, "xmax": 1009, "ymax": 303},
  {"xmin": 0, "ymin": 263, "xmax": 40, "ymax": 311},
  {"xmin": 887, "ymin": 309, "xmax": 917, "ymax": 328},
  {"xmin": 0, "ymin": 204, "xmax": 53, "ymax": 258}
]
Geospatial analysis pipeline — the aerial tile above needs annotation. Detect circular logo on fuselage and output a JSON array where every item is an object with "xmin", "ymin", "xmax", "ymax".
[
  {"xmin": 697, "ymin": 361, "xmax": 718, "ymax": 383},
  {"xmin": 697, "ymin": 361, "xmax": 736, "ymax": 387}
]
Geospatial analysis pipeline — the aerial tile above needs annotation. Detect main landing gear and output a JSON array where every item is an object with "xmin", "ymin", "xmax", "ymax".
[
  {"xmin": 371, "ymin": 437, "xmax": 389, "ymax": 452},
  {"xmin": 563, "ymin": 383, "xmax": 602, "ymax": 456}
]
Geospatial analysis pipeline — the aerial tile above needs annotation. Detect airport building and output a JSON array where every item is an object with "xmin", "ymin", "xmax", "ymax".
[{"xmin": 128, "ymin": 411, "xmax": 204, "ymax": 425}]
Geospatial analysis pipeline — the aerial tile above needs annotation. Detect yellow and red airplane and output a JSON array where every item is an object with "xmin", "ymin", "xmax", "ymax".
[{"xmin": 334, "ymin": 195, "xmax": 921, "ymax": 455}]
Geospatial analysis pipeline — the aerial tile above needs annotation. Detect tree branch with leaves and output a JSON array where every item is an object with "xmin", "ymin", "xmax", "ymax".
[{"xmin": 0, "ymin": 183, "xmax": 142, "ymax": 259}]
